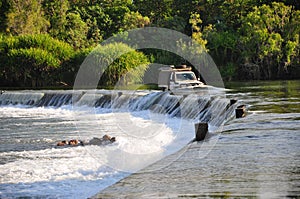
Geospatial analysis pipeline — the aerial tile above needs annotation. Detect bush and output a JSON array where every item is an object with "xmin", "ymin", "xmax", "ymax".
[
  {"xmin": 7, "ymin": 48, "xmax": 61, "ymax": 87},
  {"xmin": 8, "ymin": 48, "xmax": 60, "ymax": 67},
  {"xmin": 2, "ymin": 34, "xmax": 74, "ymax": 60},
  {"xmin": 0, "ymin": 34, "xmax": 74, "ymax": 87},
  {"xmin": 89, "ymin": 42, "xmax": 150, "ymax": 87}
]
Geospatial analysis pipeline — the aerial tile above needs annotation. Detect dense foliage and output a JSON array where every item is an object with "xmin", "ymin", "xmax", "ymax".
[
  {"xmin": 91, "ymin": 43, "xmax": 150, "ymax": 86},
  {"xmin": 0, "ymin": 34, "xmax": 74, "ymax": 87},
  {"xmin": 0, "ymin": 0, "xmax": 299, "ymax": 87}
]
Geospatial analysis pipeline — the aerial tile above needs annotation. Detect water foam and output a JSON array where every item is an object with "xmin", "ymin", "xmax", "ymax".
[
  {"xmin": 0, "ymin": 103, "xmax": 196, "ymax": 198},
  {"xmin": 0, "ymin": 89, "xmax": 236, "ymax": 198}
]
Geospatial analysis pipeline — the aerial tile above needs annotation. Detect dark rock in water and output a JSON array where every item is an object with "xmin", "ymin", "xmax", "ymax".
[
  {"xmin": 88, "ymin": 137, "xmax": 110, "ymax": 145},
  {"xmin": 88, "ymin": 136, "xmax": 116, "ymax": 146}
]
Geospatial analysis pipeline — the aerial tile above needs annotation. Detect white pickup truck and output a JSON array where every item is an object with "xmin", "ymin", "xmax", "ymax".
[{"xmin": 158, "ymin": 65, "xmax": 205, "ymax": 91}]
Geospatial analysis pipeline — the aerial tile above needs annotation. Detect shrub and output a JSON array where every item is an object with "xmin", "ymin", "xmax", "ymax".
[
  {"xmin": 88, "ymin": 42, "xmax": 150, "ymax": 87},
  {"xmin": 0, "ymin": 34, "xmax": 74, "ymax": 87},
  {"xmin": 2, "ymin": 34, "xmax": 74, "ymax": 60}
]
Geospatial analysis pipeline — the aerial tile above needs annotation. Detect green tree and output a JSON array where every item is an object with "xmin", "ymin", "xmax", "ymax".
[
  {"xmin": 6, "ymin": 0, "xmax": 50, "ymax": 35},
  {"xmin": 133, "ymin": 0, "xmax": 173, "ymax": 24},
  {"xmin": 42, "ymin": 0, "xmax": 69, "ymax": 39},
  {"xmin": 189, "ymin": 12, "xmax": 207, "ymax": 48},
  {"xmin": 157, "ymin": 16, "xmax": 186, "ymax": 33},
  {"xmin": 62, "ymin": 12, "xmax": 89, "ymax": 49},
  {"xmin": 0, "ymin": 0, "xmax": 10, "ymax": 32},
  {"xmin": 104, "ymin": 5, "xmax": 131, "ymax": 37},
  {"xmin": 73, "ymin": 5, "xmax": 107, "ymax": 44},
  {"xmin": 121, "ymin": 11, "xmax": 150, "ymax": 31},
  {"xmin": 239, "ymin": 2, "xmax": 299, "ymax": 79},
  {"xmin": 72, "ymin": 1, "xmax": 145, "ymax": 42},
  {"xmin": 204, "ymin": 27, "xmax": 239, "ymax": 68},
  {"xmin": 219, "ymin": 0, "xmax": 257, "ymax": 30}
]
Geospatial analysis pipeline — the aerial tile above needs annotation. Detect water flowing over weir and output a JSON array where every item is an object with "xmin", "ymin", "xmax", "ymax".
[
  {"xmin": 1, "ymin": 81, "xmax": 299, "ymax": 199},
  {"xmin": 0, "ymin": 89, "xmax": 241, "ymax": 198},
  {"xmin": 0, "ymin": 90, "xmax": 238, "ymax": 127}
]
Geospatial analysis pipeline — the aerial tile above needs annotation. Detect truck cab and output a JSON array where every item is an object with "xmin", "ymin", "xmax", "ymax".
[{"xmin": 158, "ymin": 65, "xmax": 204, "ymax": 91}]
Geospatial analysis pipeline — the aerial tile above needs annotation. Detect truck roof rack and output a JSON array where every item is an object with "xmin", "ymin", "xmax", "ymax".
[
  {"xmin": 159, "ymin": 65, "xmax": 192, "ymax": 71},
  {"xmin": 174, "ymin": 65, "xmax": 192, "ymax": 71}
]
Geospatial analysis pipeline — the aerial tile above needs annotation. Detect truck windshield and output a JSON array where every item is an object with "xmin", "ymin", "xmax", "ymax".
[{"xmin": 175, "ymin": 73, "xmax": 197, "ymax": 81}]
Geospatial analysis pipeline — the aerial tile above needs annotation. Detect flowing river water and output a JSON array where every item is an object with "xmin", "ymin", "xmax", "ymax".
[{"xmin": 0, "ymin": 80, "xmax": 299, "ymax": 198}]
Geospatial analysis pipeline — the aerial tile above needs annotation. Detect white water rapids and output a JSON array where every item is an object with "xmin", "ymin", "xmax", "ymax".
[{"xmin": 0, "ymin": 89, "xmax": 236, "ymax": 198}]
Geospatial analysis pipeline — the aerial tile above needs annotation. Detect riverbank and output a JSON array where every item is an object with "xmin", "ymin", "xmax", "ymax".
[{"xmin": 0, "ymin": 84, "xmax": 159, "ymax": 91}]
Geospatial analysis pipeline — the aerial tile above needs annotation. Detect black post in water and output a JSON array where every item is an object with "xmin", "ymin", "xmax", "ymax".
[
  {"xmin": 235, "ymin": 105, "xmax": 246, "ymax": 118},
  {"xmin": 194, "ymin": 122, "xmax": 208, "ymax": 141}
]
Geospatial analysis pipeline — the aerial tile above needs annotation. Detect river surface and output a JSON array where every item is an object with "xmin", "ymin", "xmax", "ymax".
[
  {"xmin": 0, "ymin": 80, "xmax": 299, "ymax": 198},
  {"xmin": 95, "ymin": 80, "xmax": 300, "ymax": 199}
]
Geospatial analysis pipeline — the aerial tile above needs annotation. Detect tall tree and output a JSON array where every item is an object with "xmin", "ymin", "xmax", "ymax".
[
  {"xmin": 0, "ymin": 0, "xmax": 10, "ymax": 32},
  {"xmin": 42, "ymin": 0, "xmax": 69, "ymax": 38},
  {"xmin": 133, "ymin": 0, "xmax": 173, "ymax": 24},
  {"xmin": 63, "ymin": 12, "xmax": 89, "ymax": 49},
  {"xmin": 239, "ymin": 2, "xmax": 299, "ymax": 79},
  {"xmin": 121, "ymin": 11, "xmax": 150, "ymax": 31},
  {"xmin": 6, "ymin": 0, "xmax": 49, "ymax": 35}
]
